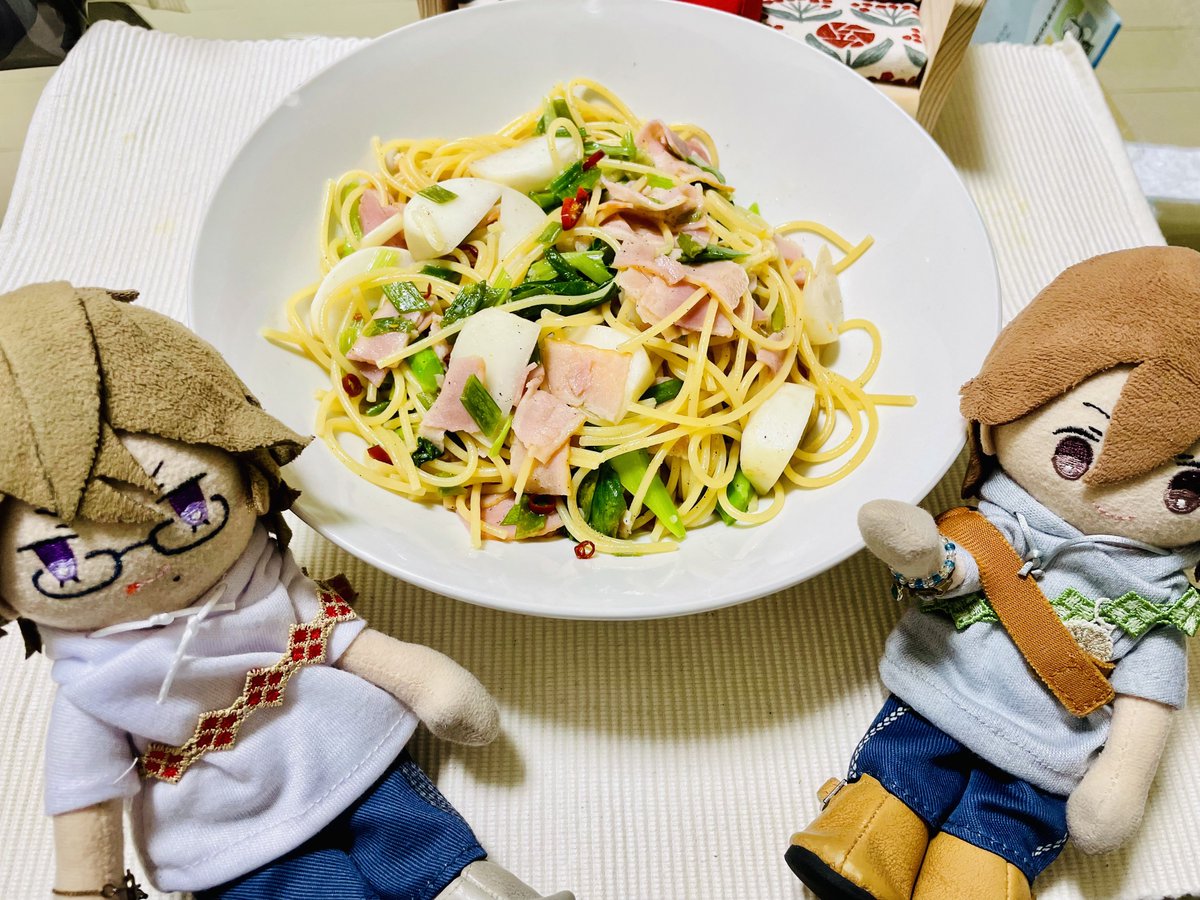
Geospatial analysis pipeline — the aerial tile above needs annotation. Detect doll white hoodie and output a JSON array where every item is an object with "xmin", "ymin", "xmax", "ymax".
[{"xmin": 38, "ymin": 525, "xmax": 417, "ymax": 892}]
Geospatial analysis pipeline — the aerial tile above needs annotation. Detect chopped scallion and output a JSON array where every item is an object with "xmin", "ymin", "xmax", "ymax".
[
  {"xmin": 500, "ymin": 494, "xmax": 548, "ymax": 538},
  {"xmin": 411, "ymin": 437, "xmax": 442, "ymax": 468},
  {"xmin": 588, "ymin": 463, "xmax": 625, "ymax": 538},
  {"xmin": 610, "ymin": 450, "xmax": 686, "ymax": 540},
  {"xmin": 639, "ymin": 378, "xmax": 683, "ymax": 406},
  {"xmin": 645, "ymin": 173, "xmax": 675, "ymax": 190},
  {"xmin": 678, "ymin": 232, "xmax": 746, "ymax": 265},
  {"xmin": 718, "ymin": 468, "xmax": 755, "ymax": 526},
  {"xmin": 417, "ymin": 184, "xmax": 459, "ymax": 204},
  {"xmin": 421, "ymin": 264, "xmax": 462, "ymax": 285},
  {"xmin": 363, "ymin": 399, "xmax": 391, "ymax": 417},
  {"xmin": 537, "ymin": 222, "xmax": 562, "ymax": 244},
  {"xmin": 460, "ymin": 374, "xmax": 505, "ymax": 440},
  {"xmin": 525, "ymin": 259, "xmax": 558, "ymax": 282},
  {"xmin": 560, "ymin": 250, "xmax": 612, "ymax": 285},
  {"xmin": 409, "ymin": 347, "xmax": 445, "ymax": 398},
  {"xmin": 364, "ymin": 316, "xmax": 415, "ymax": 337},
  {"xmin": 381, "ymin": 280, "xmax": 430, "ymax": 313},
  {"xmin": 338, "ymin": 320, "xmax": 363, "ymax": 355}
]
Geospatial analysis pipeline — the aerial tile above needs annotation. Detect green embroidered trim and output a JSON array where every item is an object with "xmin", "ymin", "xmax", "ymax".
[{"xmin": 927, "ymin": 587, "xmax": 1200, "ymax": 638}]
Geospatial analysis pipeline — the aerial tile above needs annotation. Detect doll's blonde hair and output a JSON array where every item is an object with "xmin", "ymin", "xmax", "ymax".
[
  {"xmin": 0, "ymin": 283, "xmax": 308, "ymax": 529},
  {"xmin": 960, "ymin": 246, "xmax": 1200, "ymax": 496}
]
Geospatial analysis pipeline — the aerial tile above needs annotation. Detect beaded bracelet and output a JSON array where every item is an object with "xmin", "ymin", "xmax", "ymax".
[{"xmin": 889, "ymin": 538, "xmax": 957, "ymax": 601}]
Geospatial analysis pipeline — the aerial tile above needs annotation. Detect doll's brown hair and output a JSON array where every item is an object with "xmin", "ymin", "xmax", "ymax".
[
  {"xmin": 0, "ymin": 282, "xmax": 309, "ymax": 530},
  {"xmin": 960, "ymin": 246, "xmax": 1200, "ymax": 496}
]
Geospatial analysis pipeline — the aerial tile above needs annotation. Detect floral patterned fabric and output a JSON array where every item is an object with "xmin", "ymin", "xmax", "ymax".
[{"xmin": 763, "ymin": 0, "xmax": 927, "ymax": 86}]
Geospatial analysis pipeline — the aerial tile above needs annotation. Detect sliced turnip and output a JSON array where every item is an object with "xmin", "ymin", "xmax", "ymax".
[
  {"xmin": 404, "ymin": 177, "xmax": 502, "ymax": 261},
  {"xmin": 497, "ymin": 187, "xmax": 549, "ymax": 261},
  {"xmin": 740, "ymin": 381, "xmax": 817, "ymax": 494},
  {"xmin": 450, "ymin": 308, "xmax": 540, "ymax": 413},
  {"xmin": 801, "ymin": 244, "xmax": 844, "ymax": 346},
  {"xmin": 469, "ymin": 136, "xmax": 581, "ymax": 193},
  {"xmin": 310, "ymin": 246, "xmax": 414, "ymax": 334},
  {"xmin": 565, "ymin": 324, "xmax": 655, "ymax": 415}
]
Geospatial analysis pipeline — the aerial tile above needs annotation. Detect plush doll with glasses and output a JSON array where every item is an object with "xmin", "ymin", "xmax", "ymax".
[{"xmin": 0, "ymin": 283, "xmax": 572, "ymax": 900}]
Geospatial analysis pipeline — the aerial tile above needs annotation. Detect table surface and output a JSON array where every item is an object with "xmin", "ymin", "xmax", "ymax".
[{"xmin": 1, "ymin": 11, "xmax": 1194, "ymax": 900}]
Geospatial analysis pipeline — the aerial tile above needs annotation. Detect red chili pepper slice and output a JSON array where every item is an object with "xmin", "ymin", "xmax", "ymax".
[
  {"xmin": 574, "ymin": 540, "xmax": 596, "ymax": 560},
  {"xmin": 342, "ymin": 373, "xmax": 363, "ymax": 397},
  {"xmin": 583, "ymin": 149, "xmax": 605, "ymax": 171},
  {"xmin": 366, "ymin": 445, "xmax": 392, "ymax": 465},
  {"xmin": 528, "ymin": 495, "xmax": 557, "ymax": 515},
  {"xmin": 561, "ymin": 197, "xmax": 581, "ymax": 230}
]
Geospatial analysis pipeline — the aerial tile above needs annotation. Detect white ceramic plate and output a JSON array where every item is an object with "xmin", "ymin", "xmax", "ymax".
[{"xmin": 190, "ymin": 0, "xmax": 1000, "ymax": 620}]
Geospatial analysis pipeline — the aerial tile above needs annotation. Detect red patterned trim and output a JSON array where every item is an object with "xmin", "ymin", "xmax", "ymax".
[{"xmin": 140, "ymin": 585, "xmax": 357, "ymax": 783}]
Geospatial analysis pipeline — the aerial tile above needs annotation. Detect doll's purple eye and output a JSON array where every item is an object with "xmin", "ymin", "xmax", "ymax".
[
  {"xmin": 1052, "ymin": 436, "xmax": 1093, "ymax": 480},
  {"xmin": 1164, "ymin": 470, "xmax": 1200, "ymax": 515}
]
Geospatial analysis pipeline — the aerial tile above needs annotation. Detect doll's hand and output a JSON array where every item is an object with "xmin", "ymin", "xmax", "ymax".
[
  {"xmin": 1067, "ymin": 695, "xmax": 1173, "ymax": 854},
  {"xmin": 338, "ymin": 628, "xmax": 500, "ymax": 745},
  {"xmin": 857, "ymin": 500, "xmax": 945, "ymax": 580}
]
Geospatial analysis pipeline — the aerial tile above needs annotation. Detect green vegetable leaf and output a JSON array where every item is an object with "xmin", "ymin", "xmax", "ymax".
[
  {"xmin": 718, "ymin": 467, "xmax": 755, "ymax": 526},
  {"xmin": 381, "ymin": 280, "xmax": 430, "ymax": 314},
  {"xmin": 537, "ymin": 222, "xmax": 563, "ymax": 244},
  {"xmin": 442, "ymin": 280, "xmax": 505, "ymax": 325},
  {"xmin": 639, "ymin": 378, "xmax": 683, "ymax": 406},
  {"xmin": 678, "ymin": 233, "xmax": 746, "ymax": 265},
  {"xmin": 577, "ymin": 469, "xmax": 599, "ymax": 521},
  {"xmin": 645, "ymin": 173, "xmax": 675, "ymax": 190},
  {"xmin": 561, "ymin": 250, "xmax": 612, "ymax": 285},
  {"xmin": 599, "ymin": 131, "xmax": 639, "ymax": 162},
  {"xmin": 364, "ymin": 316, "xmax": 415, "ymax": 337},
  {"xmin": 545, "ymin": 160, "xmax": 601, "ymax": 202},
  {"xmin": 417, "ymin": 184, "xmax": 458, "ymax": 204},
  {"xmin": 610, "ymin": 450, "xmax": 686, "ymax": 540},
  {"xmin": 588, "ymin": 462, "xmax": 625, "ymax": 538},
  {"xmin": 409, "ymin": 347, "xmax": 445, "ymax": 397},
  {"xmin": 421, "ymin": 264, "xmax": 462, "ymax": 285},
  {"xmin": 460, "ymin": 374, "xmax": 505, "ymax": 439},
  {"xmin": 338, "ymin": 319, "xmax": 363, "ymax": 355},
  {"xmin": 535, "ymin": 98, "xmax": 575, "ymax": 136},
  {"xmin": 500, "ymin": 494, "xmax": 548, "ymax": 538},
  {"xmin": 363, "ymin": 399, "xmax": 391, "ymax": 417},
  {"xmin": 411, "ymin": 437, "xmax": 442, "ymax": 468}
]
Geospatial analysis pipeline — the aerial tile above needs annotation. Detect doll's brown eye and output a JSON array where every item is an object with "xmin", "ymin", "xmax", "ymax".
[
  {"xmin": 1052, "ymin": 436, "xmax": 1093, "ymax": 480},
  {"xmin": 1164, "ymin": 470, "xmax": 1200, "ymax": 515}
]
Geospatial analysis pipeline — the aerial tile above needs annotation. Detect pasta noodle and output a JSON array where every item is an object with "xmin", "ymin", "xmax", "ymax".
[{"xmin": 265, "ymin": 80, "xmax": 914, "ymax": 555}]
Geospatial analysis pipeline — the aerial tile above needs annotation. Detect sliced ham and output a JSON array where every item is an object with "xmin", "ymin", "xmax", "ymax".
[
  {"xmin": 614, "ymin": 251, "xmax": 749, "ymax": 339},
  {"xmin": 477, "ymin": 495, "xmax": 563, "ymax": 540},
  {"xmin": 420, "ymin": 354, "xmax": 485, "ymax": 435},
  {"xmin": 358, "ymin": 190, "xmax": 406, "ymax": 247},
  {"xmin": 356, "ymin": 363, "xmax": 389, "ymax": 388},
  {"xmin": 774, "ymin": 234, "xmax": 807, "ymax": 286},
  {"xmin": 756, "ymin": 332, "xmax": 790, "ymax": 374},
  {"xmin": 543, "ymin": 339, "xmax": 631, "ymax": 424},
  {"xmin": 601, "ymin": 178, "xmax": 702, "ymax": 224},
  {"xmin": 345, "ymin": 296, "xmax": 423, "ymax": 367},
  {"xmin": 635, "ymin": 121, "xmax": 723, "ymax": 190},
  {"xmin": 601, "ymin": 215, "xmax": 663, "ymax": 245},
  {"xmin": 510, "ymin": 439, "xmax": 571, "ymax": 496},
  {"xmin": 512, "ymin": 389, "xmax": 585, "ymax": 462}
]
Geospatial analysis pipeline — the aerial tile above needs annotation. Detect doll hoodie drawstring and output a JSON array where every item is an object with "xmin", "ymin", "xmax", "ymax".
[
  {"xmin": 87, "ymin": 580, "xmax": 234, "ymax": 703},
  {"xmin": 1013, "ymin": 512, "xmax": 1171, "ymax": 579}
]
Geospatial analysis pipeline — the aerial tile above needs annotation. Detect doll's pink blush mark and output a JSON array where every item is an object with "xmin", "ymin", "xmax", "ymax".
[{"xmin": 164, "ymin": 477, "xmax": 210, "ymax": 530}]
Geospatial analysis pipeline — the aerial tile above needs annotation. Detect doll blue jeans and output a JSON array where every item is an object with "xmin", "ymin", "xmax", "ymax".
[
  {"xmin": 195, "ymin": 752, "xmax": 485, "ymax": 900},
  {"xmin": 849, "ymin": 695, "xmax": 1069, "ymax": 882}
]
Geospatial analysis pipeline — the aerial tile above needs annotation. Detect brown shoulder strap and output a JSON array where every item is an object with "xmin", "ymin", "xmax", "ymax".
[{"xmin": 936, "ymin": 506, "xmax": 1115, "ymax": 718}]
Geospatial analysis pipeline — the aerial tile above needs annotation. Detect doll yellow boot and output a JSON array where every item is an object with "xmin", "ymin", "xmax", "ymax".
[
  {"xmin": 912, "ymin": 834, "xmax": 1031, "ymax": 900},
  {"xmin": 786, "ymin": 775, "xmax": 930, "ymax": 900}
]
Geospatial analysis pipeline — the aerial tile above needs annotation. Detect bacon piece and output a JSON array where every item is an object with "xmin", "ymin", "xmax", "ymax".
[
  {"xmin": 756, "ymin": 332, "xmax": 790, "ymax": 374},
  {"xmin": 345, "ymin": 297, "xmax": 423, "ymax": 367},
  {"xmin": 635, "ymin": 121, "xmax": 722, "ymax": 189},
  {"xmin": 420, "ymin": 354, "xmax": 485, "ymax": 436},
  {"xmin": 358, "ymin": 190, "xmax": 406, "ymax": 247},
  {"xmin": 543, "ymin": 339, "xmax": 631, "ymax": 424},
  {"xmin": 510, "ymin": 439, "xmax": 571, "ymax": 496},
  {"xmin": 513, "ymin": 389, "xmax": 585, "ymax": 462},
  {"xmin": 601, "ymin": 178, "xmax": 702, "ymax": 224}
]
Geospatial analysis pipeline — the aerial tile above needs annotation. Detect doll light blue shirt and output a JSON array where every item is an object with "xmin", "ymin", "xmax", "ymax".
[{"xmin": 879, "ymin": 471, "xmax": 1200, "ymax": 797}]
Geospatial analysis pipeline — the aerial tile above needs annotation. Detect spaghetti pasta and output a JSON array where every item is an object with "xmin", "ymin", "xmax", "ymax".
[{"xmin": 266, "ymin": 81, "xmax": 914, "ymax": 555}]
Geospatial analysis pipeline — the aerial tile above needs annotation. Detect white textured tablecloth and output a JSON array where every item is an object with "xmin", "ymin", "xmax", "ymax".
[{"xmin": 0, "ymin": 22, "xmax": 1191, "ymax": 900}]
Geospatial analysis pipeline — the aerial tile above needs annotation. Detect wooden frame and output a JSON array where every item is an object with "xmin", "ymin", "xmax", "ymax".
[
  {"xmin": 875, "ymin": 0, "xmax": 986, "ymax": 130},
  {"xmin": 420, "ymin": 0, "xmax": 985, "ymax": 132}
]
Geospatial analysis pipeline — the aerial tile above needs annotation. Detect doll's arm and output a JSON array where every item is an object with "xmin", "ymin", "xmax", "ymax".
[
  {"xmin": 52, "ymin": 800, "xmax": 124, "ymax": 893},
  {"xmin": 338, "ymin": 627, "xmax": 499, "ymax": 746},
  {"xmin": 1067, "ymin": 694, "xmax": 1173, "ymax": 854},
  {"xmin": 858, "ymin": 500, "xmax": 977, "ymax": 594}
]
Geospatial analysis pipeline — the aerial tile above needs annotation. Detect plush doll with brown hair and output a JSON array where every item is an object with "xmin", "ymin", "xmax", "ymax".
[
  {"xmin": 0, "ymin": 283, "xmax": 573, "ymax": 900},
  {"xmin": 786, "ymin": 246, "xmax": 1200, "ymax": 900}
]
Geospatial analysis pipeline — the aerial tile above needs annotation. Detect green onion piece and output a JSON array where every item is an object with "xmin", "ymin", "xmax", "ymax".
[
  {"xmin": 718, "ymin": 468, "xmax": 755, "ymax": 526},
  {"xmin": 525, "ymin": 259, "xmax": 558, "ymax": 282},
  {"xmin": 338, "ymin": 320, "xmax": 363, "ymax": 355},
  {"xmin": 687, "ymin": 155, "xmax": 726, "ymax": 184},
  {"xmin": 489, "ymin": 415, "xmax": 512, "ymax": 457},
  {"xmin": 491, "ymin": 269, "xmax": 513, "ymax": 304},
  {"xmin": 364, "ymin": 316, "xmax": 415, "ymax": 337},
  {"xmin": 645, "ymin": 173, "xmax": 675, "ymax": 190},
  {"xmin": 530, "ymin": 190, "xmax": 558, "ymax": 211},
  {"xmin": 535, "ymin": 97, "xmax": 575, "ymax": 136},
  {"xmin": 438, "ymin": 485, "xmax": 464, "ymax": 497},
  {"xmin": 417, "ymin": 184, "xmax": 459, "ymax": 204},
  {"xmin": 343, "ymin": 187, "xmax": 364, "ymax": 240},
  {"xmin": 639, "ymin": 378, "xmax": 683, "ymax": 406},
  {"xmin": 421, "ymin": 264, "xmax": 462, "ymax": 285},
  {"xmin": 599, "ymin": 131, "xmax": 639, "ymax": 162},
  {"xmin": 337, "ymin": 241, "xmax": 355, "ymax": 258},
  {"xmin": 769, "ymin": 301, "xmax": 786, "ymax": 333},
  {"xmin": 678, "ymin": 232, "xmax": 747, "ymax": 265},
  {"xmin": 748, "ymin": 202, "xmax": 761, "ymax": 215},
  {"xmin": 577, "ymin": 469, "xmax": 599, "ymax": 521},
  {"xmin": 369, "ymin": 248, "xmax": 400, "ymax": 270},
  {"xmin": 382, "ymin": 280, "xmax": 430, "ymax": 314},
  {"xmin": 500, "ymin": 494, "xmax": 548, "ymax": 538},
  {"xmin": 363, "ymin": 400, "xmax": 391, "ymax": 417},
  {"xmin": 610, "ymin": 450, "xmax": 686, "ymax": 540},
  {"xmin": 460, "ymin": 374, "xmax": 505, "ymax": 440},
  {"xmin": 545, "ymin": 160, "xmax": 602, "ymax": 202},
  {"xmin": 560, "ymin": 250, "xmax": 612, "ymax": 285},
  {"xmin": 442, "ymin": 280, "xmax": 505, "ymax": 325},
  {"xmin": 588, "ymin": 462, "xmax": 625, "ymax": 538},
  {"xmin": 409, "ymin": 348, "xmax": 445, "ymax": 398},
  {"xmin": 411, "ymin": 437, "xmax": 442, "ymax": 468},
  {"xmin": 537, "ymin": 222, "xmax": 562, "ymax": 244}
]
